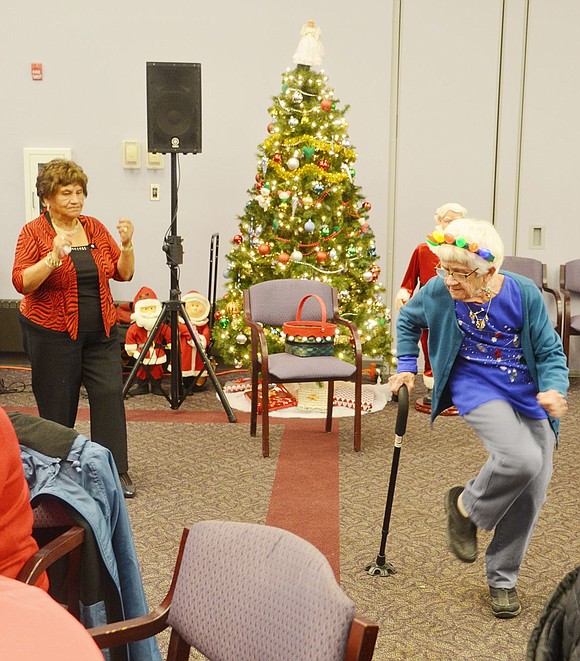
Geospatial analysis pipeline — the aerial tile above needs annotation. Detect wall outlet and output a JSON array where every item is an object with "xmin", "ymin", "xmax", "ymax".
[{"xmin": 150, "ymin": 184, "xmax": 160, "ymax": 201}]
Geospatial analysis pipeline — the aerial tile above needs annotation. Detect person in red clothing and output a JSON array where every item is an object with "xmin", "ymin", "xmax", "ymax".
[
  {"xmin": 395, "ymin": 202, "xmax": 467, "ymax": 403},
  {"xmin": 0, "ymin": 407, "xmax": 48, "ymax": 591},
  {"xmin": 12, "ymin": 159, "xmax": 136, "ymax": 497}
]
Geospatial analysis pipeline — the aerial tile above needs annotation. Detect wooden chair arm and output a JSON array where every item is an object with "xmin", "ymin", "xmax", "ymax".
[
  {"xmin": 336, "ymin": 316, "xmax": 363, "ymax": 364},
  {"xmin": 560, "ymin": 267, "xmax": 571, "ymax": 324},
  {"xmin": 245, "ymin": 319, "xmax": 270, "ymax": 369},
  {"xmin": 542, "ymin": 264, "xmax": 562, "ymax": 335},
  {"xmin": 16, "ymin": 526, "xmax": 85, "ymax": 586},
  {"xmin": 89, "ymin": 601, "xmax": 171, "ymax": 648},
  {"xmin": 345, "ymin": 614, "xmax": 379, "ymax": 661}
]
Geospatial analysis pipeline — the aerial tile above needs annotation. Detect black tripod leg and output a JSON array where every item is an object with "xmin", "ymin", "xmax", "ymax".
[
  {"xmin": 167, "ymin": 305, "xmax": 183, "ymax": 408},
  {"xmin": 179, "ymin": 303, "xmax": 237, "ymax": 422}
]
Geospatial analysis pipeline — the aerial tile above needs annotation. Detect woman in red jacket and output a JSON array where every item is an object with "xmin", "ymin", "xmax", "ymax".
[
  {"xmin": 12, "ymin": 159, "xmax": 136, "ymax": 497},
  {"xmin": 0, "ymin": 407, "xmax": 48, "ymax": 590}
]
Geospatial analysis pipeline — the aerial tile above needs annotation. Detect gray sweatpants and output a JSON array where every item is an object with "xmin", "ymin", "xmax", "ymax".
[{"xmin": 461, "ymin": 400, "xmax": 555, "ymax": 589}]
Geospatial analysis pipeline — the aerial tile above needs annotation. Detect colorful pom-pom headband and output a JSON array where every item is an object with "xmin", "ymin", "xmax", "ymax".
[{"xmin": 426, "ymin": 230, "xmax": 496, "ymax": 262}]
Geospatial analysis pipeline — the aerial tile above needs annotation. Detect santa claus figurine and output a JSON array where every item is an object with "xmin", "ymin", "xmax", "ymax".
[
  {"xmin": 395, "ymin": 202, "xmax": 467, "ymax": 404},
  {"xmin": 124, "ymin": 286, "xmax": 171, "ymax": 396},
  {"xmin": 179, "ymin": 290, "xmax": 211, "ymax": 392}
]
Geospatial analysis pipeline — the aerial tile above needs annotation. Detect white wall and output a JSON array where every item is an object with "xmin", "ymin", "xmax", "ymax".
[
  {"xmin": 1, "ymin": 0, "xmax": 392, "ymax": 307},
  {"xmin": 388, "ymin": 0, "xmax": 580, "ymax": 371},
  {"xmin": 3, "ymin": 0, "xmax": 580, "ymax": 368},
  {"xmin": 391, "ymin": 0, "xmax": 505, "ymax": 288}
]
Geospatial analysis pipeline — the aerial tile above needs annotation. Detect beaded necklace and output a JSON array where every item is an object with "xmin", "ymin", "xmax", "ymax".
[{"xmin": 464, "ymin": 296, "xmax": 493, "ymax": 330}]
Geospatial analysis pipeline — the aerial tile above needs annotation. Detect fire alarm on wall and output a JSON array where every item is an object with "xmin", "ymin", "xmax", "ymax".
[{"xmin": 31, "ymin": 63, "xmax": 43, "ymax": 81}]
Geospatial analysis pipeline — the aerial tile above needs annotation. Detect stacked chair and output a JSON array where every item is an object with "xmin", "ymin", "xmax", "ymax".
[
  {"xmin": 502, "ymin": 256, "xmax": 562, "ymax": 336},
  {"xmin": 560, "ymin": 259, "xmax": 580, "ymax": 364}
]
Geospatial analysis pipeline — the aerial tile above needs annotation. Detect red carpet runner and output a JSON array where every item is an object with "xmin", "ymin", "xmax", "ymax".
[{"xmin": 266, "ymin": 419, "xmax": 341, "ymax": 579}]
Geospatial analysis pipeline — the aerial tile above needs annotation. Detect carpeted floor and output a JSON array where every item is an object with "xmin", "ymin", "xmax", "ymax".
[{"xmin": 2, "ymin": 363, "xmax": 579, "ymax": 660}]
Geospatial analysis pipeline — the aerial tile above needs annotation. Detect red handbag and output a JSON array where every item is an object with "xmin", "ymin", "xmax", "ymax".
[{"xmin": 282, "ymin": 294, "xmax": 337, "ymax": 357}]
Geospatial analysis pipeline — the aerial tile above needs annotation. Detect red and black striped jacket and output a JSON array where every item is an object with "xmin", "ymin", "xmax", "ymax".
[{"xmin": 12, "ymin": 213, "xmax": 126, "ymax": 339}]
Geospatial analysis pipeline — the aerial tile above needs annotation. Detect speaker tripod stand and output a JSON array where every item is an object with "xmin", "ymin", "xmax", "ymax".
[{"xmin": 122, "ymin": 154, "xmax": 236, "ymax": 420}]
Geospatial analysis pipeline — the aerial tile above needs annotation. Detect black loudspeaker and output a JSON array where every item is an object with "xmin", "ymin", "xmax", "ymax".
[{"xmin": 146, "ymin": 62, "xmax": 202, "ymax": 154}]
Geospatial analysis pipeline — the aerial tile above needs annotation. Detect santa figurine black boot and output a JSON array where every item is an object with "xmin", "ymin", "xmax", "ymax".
[
  {"xmin": 129, "ymin": 377, "xmax": 149, "ymax": 396},
  {"xmin": 150, "ymin": 378, "xmax": 164, "ymax": 396}
]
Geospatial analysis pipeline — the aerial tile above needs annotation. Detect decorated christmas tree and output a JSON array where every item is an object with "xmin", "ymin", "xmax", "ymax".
[{"xmin": 212, "ymin": 21, "xmax": 392, "ymax": 369}]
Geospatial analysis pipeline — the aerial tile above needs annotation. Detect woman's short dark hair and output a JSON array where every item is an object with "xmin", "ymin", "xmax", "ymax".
[{"xmin": 36, "ymin": 159, "xmax": 88, "ymax": 201}]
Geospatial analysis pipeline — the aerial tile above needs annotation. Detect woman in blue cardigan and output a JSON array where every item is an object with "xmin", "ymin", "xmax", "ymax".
[{"xmin": 389, "ymin": 218, "xmax": 569, "ymax": 619}]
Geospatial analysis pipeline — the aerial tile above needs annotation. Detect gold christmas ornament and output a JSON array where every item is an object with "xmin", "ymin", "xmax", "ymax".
[{"xmin": 225, "ymin": 301, "xmax": 240, "ymax": 316}]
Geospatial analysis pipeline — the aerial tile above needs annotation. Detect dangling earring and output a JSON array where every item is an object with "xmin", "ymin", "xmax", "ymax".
[{"xmin": 483, "ymin": 286, "xmax": 492, "ymax": 299}]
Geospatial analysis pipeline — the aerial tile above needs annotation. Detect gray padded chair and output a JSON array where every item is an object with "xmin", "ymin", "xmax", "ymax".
[
  {"xmin": 502, "ymin": 256, "xmax": 562, "ymax": 337},
  {"xmin": 560, "ymin": 259, "xmax": 580, "ymax": 363},
  {"xmin": 89, "ymin": 520, "xmax": 379, "ymax": 661},
  {"xmin": 243, "ymin": 279, "xmax": 363, "ymax": 458}
]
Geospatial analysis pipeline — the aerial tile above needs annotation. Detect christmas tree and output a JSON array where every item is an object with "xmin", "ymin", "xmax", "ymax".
[{"xmin": 212, "ymin": 21, "xmax": 392, "ymax": 369}]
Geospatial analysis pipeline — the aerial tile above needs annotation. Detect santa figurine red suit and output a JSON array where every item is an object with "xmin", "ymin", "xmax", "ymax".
[
  {"xmin": 124, "ymin": 286, "xmax": 171, "ymax": 396},
  {"xmin": 178, "ymin": 290, "xmax": 211, "ymax": 392},
  {"xmin": 395, "ymin": 202, "xmax": 467, "ymax": 403}
]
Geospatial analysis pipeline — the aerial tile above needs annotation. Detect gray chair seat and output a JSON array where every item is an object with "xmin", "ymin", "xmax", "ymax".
[{"xmin": 266, "ymin": 354, "xmax": 357, "ymax": 382}]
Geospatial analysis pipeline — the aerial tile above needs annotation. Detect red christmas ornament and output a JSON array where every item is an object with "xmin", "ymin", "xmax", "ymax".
[
  {"xmin": 273, "ymin": 152, "xmax": 282, "ymax": 163},
  {"xmin": 255, "ymin": 173, "xmax": 263, "ymax": 183},
  {"xmin": 258, "ymin": 243, "xmax": 271, "ymax": 255},
  {"xmin": 320, "ymin": 99, "xmax": 333, "ymax": 111},
  {"xmin": 370, "ymin": 264, "xmax": 381, "ymax": 282},
  {"xmin": 316, "ymin": 251, "xmax": 328, "ymax": 263},
  {"xmin": 317, "ymin": 158, "xmax": 330, "ymax": 171},
  {"xmin": 278, "ymin": 252, "xmax": 291, "ymax": 264},
  {"xmin": 267, "ymin": 123, "xmax": 274, "ymax": 134},
  {"xmin": 214, "ymin": 310, "xmax": 222, "ymax": 320},
  {"xmin": 233, "ymin": 234, "xmax": 243, "ymax": 245},
  {"xmin": 362, "ymin": 201, "xmax": 372, "ymax": 210}
]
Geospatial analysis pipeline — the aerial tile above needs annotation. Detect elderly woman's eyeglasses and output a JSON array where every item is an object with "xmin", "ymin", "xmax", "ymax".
[{"xmin": 435, "ymin": 266, "xmax": 478, "ymax": 282}]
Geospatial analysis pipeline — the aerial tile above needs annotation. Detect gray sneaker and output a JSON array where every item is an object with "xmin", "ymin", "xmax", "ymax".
[
  {"xmin": 489, "ymin": 587, "xmax": 521, "ymax": 618},
  {"xmin": 444, "ymin": 486, "xmax": 477, "ymax": 562}
]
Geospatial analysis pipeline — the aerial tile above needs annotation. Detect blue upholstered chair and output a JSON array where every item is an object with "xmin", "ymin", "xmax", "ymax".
[
  {"xmin": 89, "ymin": 520, "xmax": 379, "ymax": 661},
  {"xmin": 243, "ymin": 279, "xmax": 363, "ymax": 457}
]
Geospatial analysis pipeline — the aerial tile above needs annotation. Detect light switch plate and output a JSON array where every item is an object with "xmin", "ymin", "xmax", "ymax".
[
  {"xmin": 122, "ymin": 140, "xmax": 141, "ymax": 169},
  {"xmin": 529, "ymin": 225, "xmax": 545, "ymax": 250}
]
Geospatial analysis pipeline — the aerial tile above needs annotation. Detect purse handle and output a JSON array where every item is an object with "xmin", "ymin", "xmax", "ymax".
[{"xmin": 296, "ymin": 294, "xmax": 330, "ymax": 326}]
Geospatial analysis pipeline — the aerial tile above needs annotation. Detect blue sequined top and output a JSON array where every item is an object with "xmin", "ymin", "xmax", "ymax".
[{"xmin": 449, "ymin": 276, "xmax": 547, "ymax": 419}]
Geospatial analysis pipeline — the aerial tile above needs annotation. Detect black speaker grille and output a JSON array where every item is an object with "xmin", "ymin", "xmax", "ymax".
[{"xmin": 146, "ymin": 62, "xmax": 202, "ymax": 154}]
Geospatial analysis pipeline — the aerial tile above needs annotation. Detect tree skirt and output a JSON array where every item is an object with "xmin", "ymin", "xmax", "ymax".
[{"xmin": 222, "ymin": 380, "xmax": 391, "ymax": 418}]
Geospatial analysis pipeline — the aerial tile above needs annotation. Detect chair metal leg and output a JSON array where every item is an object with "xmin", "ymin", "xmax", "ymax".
[
  {"xmin": 250, "ymin": 369, "xmax": 259, "ymax": 437},
  {"xmin": 326, "ymin": 381, "xmax": 334, "ymax": 433},
  {"xmin": 354, "ymin": 375, "xmax": 362, "ymax": 452},
  {"xmin": 261, "ymin": 376, "xmax": 270, "ymax": 458}
]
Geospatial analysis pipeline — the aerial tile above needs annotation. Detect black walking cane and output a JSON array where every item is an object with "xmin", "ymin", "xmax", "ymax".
[{"xmin": 365, "ymin": 383, "xmax": 409, "ymax": 576}]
